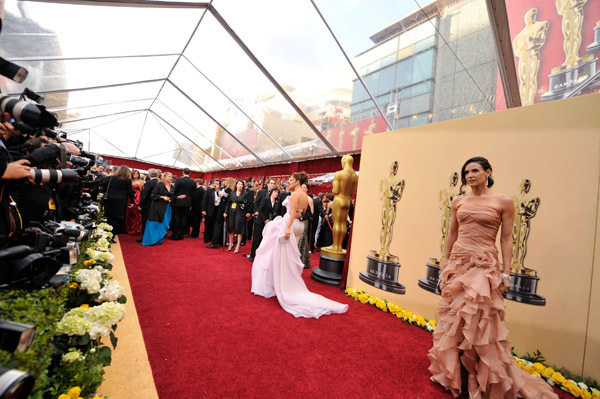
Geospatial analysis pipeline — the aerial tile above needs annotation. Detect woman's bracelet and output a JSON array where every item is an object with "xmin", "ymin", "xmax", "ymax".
[{"xmin": 502, "ymin": 273, "xmax": 510, "ymax": 280}]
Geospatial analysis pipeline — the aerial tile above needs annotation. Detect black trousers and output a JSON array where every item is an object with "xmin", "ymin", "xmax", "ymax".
[
  {"xmin": 250, "ymin": 221, "xmax": 265, "ymax": 259},
  {"xmin": 190, "ymin": 210, "xmax": 202, "ymax": 237},
  {"xmin": 212, "ymin": 214, "xmax": 226, "ymax": 246},
  {"xmin": 203, "ymin": 213, "xmax": 216, "ymax": 243},
  {"xmin": 309, "ymin": 217, "xmax": 319, "ymax": 250},
  {"xmin": 172, "ymin": 206, "xmax": 190, "ymax": 238}
]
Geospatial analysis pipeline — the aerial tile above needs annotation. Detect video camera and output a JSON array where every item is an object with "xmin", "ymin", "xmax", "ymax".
[{"xmin": 0, "ymin": 221, "xmax": 89, "ymax": 288}]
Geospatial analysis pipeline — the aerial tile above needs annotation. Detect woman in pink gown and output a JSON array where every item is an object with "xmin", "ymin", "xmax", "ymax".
[
  {"xmin": 251, "ymin": 171, "xmax": 348, "ymax": 319},
  {"xmin": 428, "ymin": 157, "xmax": 557, "ymax": 399}
]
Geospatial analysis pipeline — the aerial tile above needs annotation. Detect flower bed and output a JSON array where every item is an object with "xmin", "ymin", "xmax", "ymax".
[
  {"xmin": 345, "ymin": 288, "xmax": 599, "ymax": 399},
  {"xmin": 0, "ymin": 222, "xmax": 126, "ymax": 398}
]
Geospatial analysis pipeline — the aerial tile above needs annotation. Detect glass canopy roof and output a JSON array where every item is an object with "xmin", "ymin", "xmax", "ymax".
[{"xmin": 2, "ymin": 0, "xmax": 594, "ymax": 172}]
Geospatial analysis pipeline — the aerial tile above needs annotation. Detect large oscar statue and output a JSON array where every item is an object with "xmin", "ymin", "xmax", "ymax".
[
  {"xmin": 359, "ymin": 161, "xmax": 406, "ymax": 294},
  {"xmin": 542, "ymin": 0, "xmax": 597, "ymax": 101},
  {"xmin": 502, "ymin": 179, "xmax": 547, "ymax": 306},
  {"xmin": 512, "ymin": 9, "xmax": 549, "ymax": 106},
  {"xmin": 312, "ymin": 155, "xmax": 358, "ymax": 286},
  {"xmin": 419, "ymin": 172, "xmax": 461, "ymax": 295}
]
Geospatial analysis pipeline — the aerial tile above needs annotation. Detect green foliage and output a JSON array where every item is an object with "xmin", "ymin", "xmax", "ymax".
[
  {"xmin": 0, "ymin": 286, "xmax": 69, "ymax": 399},
  {"xmin": 520, "ymin": 349, "xmax": 546, "ymax": 363}
]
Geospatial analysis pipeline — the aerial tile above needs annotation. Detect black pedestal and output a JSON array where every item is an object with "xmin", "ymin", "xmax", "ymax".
[
  {"xmin": 418, "ymin": 261, "xmax": 441, "ymax": 295},
  {"xmin": 311, "ymin": 254, "xmax": 344, "ymax": 286},
  {"xmin": 541, "ymin": 58, "xmax": 597, "ymax": 101},
  {"xmin": 503, "ymin": 272, "xmax": 546, "ymax": 306},
  {"xmin": 358, "ymin": 254, "xmax": 405, "ymax": 294}
]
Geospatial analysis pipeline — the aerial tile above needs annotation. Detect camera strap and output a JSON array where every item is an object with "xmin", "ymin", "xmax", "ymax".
[{"xmin": 59, "ymin": 144, "xmax": 68, "ymax": 170}]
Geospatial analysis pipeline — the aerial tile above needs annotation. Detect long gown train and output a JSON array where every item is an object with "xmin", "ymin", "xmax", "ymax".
[
  {"xmin": 428, "ymin": 203, "xmax": 557, "ymax": 399},
  {"xmin": 251, "ymin": 198, "xmax": 347, "ymax": 318},
  {"xmin": 142, "ymin": 204, "xmax": 171, "ymax": 246}
]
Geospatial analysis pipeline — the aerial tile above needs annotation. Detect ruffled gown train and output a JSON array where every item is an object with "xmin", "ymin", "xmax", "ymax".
[{"xmin": 251, "ymin": 198, "xmax": 348, "ymax": 318}]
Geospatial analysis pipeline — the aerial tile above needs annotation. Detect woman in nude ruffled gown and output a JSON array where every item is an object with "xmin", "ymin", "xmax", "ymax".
[{"xmin": 428, "ymin": 157, "xmax": 557, "ymax": 399}]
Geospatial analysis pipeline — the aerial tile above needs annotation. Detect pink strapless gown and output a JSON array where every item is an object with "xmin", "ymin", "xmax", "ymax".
[
  {"xmin": 428, "ymin": 203, "xmax": 557, "ymax": 399},
  {"xmin": 251, "ymin": 198, "xmax": 348, "ymax": 318}
]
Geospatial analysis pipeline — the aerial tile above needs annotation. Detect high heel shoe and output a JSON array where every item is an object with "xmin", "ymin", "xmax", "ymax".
[
  {"xmin": 234, "ymin": 246, "xmax": 240, "ymax": 254},
  {"xmin": 227, "ymin": 246, "xmax": 233, "ymax": 251}
]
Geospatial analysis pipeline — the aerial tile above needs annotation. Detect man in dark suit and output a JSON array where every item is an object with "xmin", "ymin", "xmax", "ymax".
[
  {"xmin": 249, "ymin": 188, "xmax": 279, "ymax": 262},
  {"xmin": 188, "ymin": 178, "xmax": 205, "ymax": 238},
  {"xmin": 203, "ymin": 179, "xmax": 220, "ymax": 247},
  {"xmin": 170, "ymin": 168, "xmax": 196, "ymax": 240},
  {"xmin": 137, "ymin": 168, "xmax": 159, "ymax": 242},
  {"xmin": 309, "ymin": 192, "xmax": 326, "ymax": 252},
  {"xmin": 274, "ymin": 183, "xmax": 290, "ymax": 217},
  {"xmin": 240, "ymin": 178, "xmax": 256, "ymax": 247}
]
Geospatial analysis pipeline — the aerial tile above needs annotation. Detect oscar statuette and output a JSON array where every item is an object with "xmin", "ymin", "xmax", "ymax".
[
  {"xmin": 358, "ymin": 161, "xmax": 406, "ymax": 294},
  {"xmin": 512, "ymin": 8, "xmax": 549, "ymax": 106},
  {"xmin": 586, "ymin": 20, "xmax": 600, "ymax": 53},
  {"xmin": 541, "ymin": 0, "xmax": 597, "ymax": 101},
  {"xmin": 311, "ymin": 155, "xmax": 358, "ymax": 286},
  {"xmin": 418, "ymin": 172, "xmax": 461, "ymax": 295},
  {"xmin": 503, "ymin": 179, "xmax": 547, "ymax": 306}
]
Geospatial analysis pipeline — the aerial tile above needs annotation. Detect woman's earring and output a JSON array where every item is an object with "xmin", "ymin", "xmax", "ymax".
[{"xmin": 486, "ymin": 176, "xmax": 489, "ymax": 186}]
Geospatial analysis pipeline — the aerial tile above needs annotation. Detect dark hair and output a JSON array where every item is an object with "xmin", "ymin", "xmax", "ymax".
[
  {"xmin": 235, "ymin": 179, "xmax": 245, "ymax": 192},
  {"xmin": 268, "ymin": 178, "xmax": 276, "ymax": 184},
  {"xmin": 270, "ymin": 188, "xmax": 280, "ymax": 195},
  {"xmin": 292, "ymin": 171, "xmax": 309, "ymax": 185},
  {"xmin": 460, "ymin": 156, "xmax": 494, "ymax": 193},
  {"xmin": 183, "ymin": 168, "xmax": 190, "ymax": 175}
]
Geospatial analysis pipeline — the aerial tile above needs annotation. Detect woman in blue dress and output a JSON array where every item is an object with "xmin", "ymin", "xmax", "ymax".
[{"xmin": 142, "ymin": 172, "xmax": 174, "ymax": 246}]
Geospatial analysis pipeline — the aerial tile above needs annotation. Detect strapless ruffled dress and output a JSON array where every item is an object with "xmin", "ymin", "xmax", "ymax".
[{"xmin": 428, "ymin": 203, "xmax": 557, "ymax": 399}]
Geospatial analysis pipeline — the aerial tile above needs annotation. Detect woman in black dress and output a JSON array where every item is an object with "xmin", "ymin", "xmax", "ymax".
[
  {"xmin": 100, "ymin": 165, "xmax": 134, "ymax": 235},
  {"xmin": 224, "ymin": 179, "xmax": 252, "ymax": 253}
]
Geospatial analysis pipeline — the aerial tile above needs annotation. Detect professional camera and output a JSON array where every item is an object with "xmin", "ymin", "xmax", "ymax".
[
  {"xmin": 0, "ymin": 319, "xmax": 36, "ymax": 399},
  {"xmin": 0, "ymin": 221, "xmax": 88, "ymax": 288},
  {"xmin": 0, "ymin": 95, "xmax": 57, "ymax": 129}
]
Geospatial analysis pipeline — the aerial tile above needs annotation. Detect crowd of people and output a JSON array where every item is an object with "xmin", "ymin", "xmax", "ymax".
[{"xmin": 95, "ymin": 166, "xmax": 354, "ymax": 263}]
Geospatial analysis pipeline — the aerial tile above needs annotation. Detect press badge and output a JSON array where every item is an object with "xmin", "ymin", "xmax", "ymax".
[{"xmin": 231, "ymin": 203, "xmax": 237, "ymax": 209}]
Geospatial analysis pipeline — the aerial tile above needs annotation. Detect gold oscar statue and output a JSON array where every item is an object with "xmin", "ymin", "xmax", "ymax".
[
  {"xmin": 438, "ymin": 172, "xmax": 461, "ymax": 262},
  {"xmin": 321, "ymin": 155, "xmax": 359, "ymax": 259},
  {"xmin": 360, "ymin": 160, "xmax": 406, "ymax": 294},
  {"xmin": 556, "ymin": 0, "xmax": 591, "ymax": 70},
  {"xmin": 312, "ymin": 155, "xmax": 358, "ymax": 286},
  {"xmin": 542, "ymin": 0, "xmax": 596, "ymax": 101},
  {"xmin": 338, "ymin": 126, "xmax": 347, "ymax": 150},
  {"xmin": 371, "ymin": 161, "xmax": 405, "ymax": 262},
  {"xmin": 351, "ymin": 124, "xmax": 360, "ymax": 150},
  {"xmin": 503, "ymin": 178, "xmax": 546, "ymax": 306},
  {"xmin": 512, "ymin": 9, "xmax": 549, "ymax": 106},
  {"xmin": 511, "ymin": 179, "xmax": 541, "ymax": 275},
  {"xmin": 366, "ymin": 119, "xmax": 376, "ymax": 135},
  {"xmin": 419, "ymin": 171, "xmax": 460, "ymax": 295}
]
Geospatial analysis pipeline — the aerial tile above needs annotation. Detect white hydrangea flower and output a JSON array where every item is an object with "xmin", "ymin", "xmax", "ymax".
[
  {"xmin": 97, "ymin": 223, "xmax": 113, "ymax": 231},
  {"xmin": 74, "ymin": 269, "xmax": 103, "ymax": 294},
  {"xmin": 62, "ymin": 349, "xmax": 85, "ymax": 363},
  {"xmin": 56, "ymin": 313, "xmax": 91, "ymax": 336},
  {"xmin": 96, "ymin": 280, "xmax": 124, "ymax": 303},
  {"xmin": 577, "ymin": 382, "xmax": 589, "ymax": 390}
]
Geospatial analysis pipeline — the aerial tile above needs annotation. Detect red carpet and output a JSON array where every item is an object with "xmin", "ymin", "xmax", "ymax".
[{"xmin": 119, "ymin": 234, "xmax": 570, "ymax": 399}]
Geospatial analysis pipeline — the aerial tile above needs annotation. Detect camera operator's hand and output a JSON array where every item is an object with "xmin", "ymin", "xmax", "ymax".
[
  {"xmin": 0, "ymin": 112, "xmax": 18, "ymax": 139},
  {"xmin": 2, "ymin": 159, "xmax": 31, "ymax": 180}
]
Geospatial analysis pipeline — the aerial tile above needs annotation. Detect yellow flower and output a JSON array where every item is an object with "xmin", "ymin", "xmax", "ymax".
[
  {"xmin": 67, "ymin": 387, "xmax": 81, "ymax": 399},
  {"xmin": 83, "ymin": 260, "xmax": 96, "ymax": 267},
  {"xmin": 551, "ymin": 372, "xmax": 565, "ymax": 385},
  {"xmin": 69, "ymin": 282, "xmax": 78, "ymax": 289},
  {"xmin": 581, "ymin": 389, "xmax": 592, "ymax": 399},
  {"xmin": 517, "ymin": 360, "xmax": 526, "ymax": 368},
  {"xmin": 542, "ymin": 367, "xmax": 555, "ymax": 378},
  {"xmin": 591, "ymin": 388, "xmax": 600, "ymax": 397},
  {"xmin": 368, "ymin": 296, "xmax": 376, "ymax": 305},
  {"xmin": 58, "ymin": 395, "xmax": 70, "ymax": 399},
  {"xmin": 93, "ymin": 397, "xmax": 102, "ymax": 399},
  {"xmin": 429, "ymin": 320, "xmax": 436, "ymax": 327},
  {"xmin": 79, "ymin": 304, "xmax": 90, "ymax": 310},
  {"xmin": 532, "ymin": 362, "xmax": 545, "ymax": 373},
  {"xmin": 524, "ymin": 365, "xmax": 534, "ymax": 374}
]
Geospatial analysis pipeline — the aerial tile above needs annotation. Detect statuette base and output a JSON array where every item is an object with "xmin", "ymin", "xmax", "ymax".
[
  {"xmin": 586, "ymin": 26, "xmax": 600, "ymax": 53},
  {"xmin": 502, "ymin": 271, "xmax": 546, "ymax": 306},
  {"xmin": 311, "ymin": 254, "xmax": 344, "ymax": 286},
  {"xmin": 359, "ymin": 254, "xmax": 405, "ymax": 294},
  {"xmin": 542, "ymin": 57, "xmax": 597, "ymax": 101},
  {"xmin": 418, "ymin": 261, "xmax": 442, "ymax": 295}
]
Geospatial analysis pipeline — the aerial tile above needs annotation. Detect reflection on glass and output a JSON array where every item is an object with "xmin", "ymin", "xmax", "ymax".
[
  {"xmin": 184, "ymin": 11, "xmax": 330, "ymax": 159},
  {"xmin": 53, "ymin": 99, "xmax": 154, "ymax": 124}
]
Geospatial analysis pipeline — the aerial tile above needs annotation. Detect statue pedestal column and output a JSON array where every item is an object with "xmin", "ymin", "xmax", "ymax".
[
  {"xmin": 358, "ymin": 251, "xmax": 405, "ymax": 294},
  {"xmin": 541, "ymin": 56, "xmax": 597, "ymax": 101},
  {"xmin": 311, "ymin": 248, "xmax": 345, "ymax": 286},
  {"xmin": 503, "ymin": 271, "xmax": 546, "ymax": 306},
  {"xmin": 586, "ymin": 24, "xmax": 600, "ymax": 53}
]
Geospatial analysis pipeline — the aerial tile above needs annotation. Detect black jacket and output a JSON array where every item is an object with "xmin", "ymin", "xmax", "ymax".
[
  {"xmin": 202, "ymin": 187, "xmax": 218, "ymax": 217},
  {"xmin": 148, "ymin": 182, "xmax": 173, "ymax": 222},
  {"xmin": 256, "ymin": 196, "xmax": 277, "ymax": 225},
  {"xmin": 192, "ymin": 186, "xmax": 205, "ymax": 212},
  {"xmin": 100, "ymin": 176, "xmax": 134, "ymax": 202},
  {"xmin": 312, "ymin": 197, "xmax": 326, "ymax": 221},
  {"xmin": 254, "ymin": 188, "xmax": 269, "ymax": 213},
  {"xmin": 140, "ymin": 178, "xmax": 158, "ymax": 214},
  {"xmin": 173, "ymin": 176, "xmax": 196, "ymax": 207}
]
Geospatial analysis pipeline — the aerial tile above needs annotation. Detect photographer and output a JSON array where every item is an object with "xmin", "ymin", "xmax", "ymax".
[{"xmin": 99, "ymin": 165, "xmax": 134, "ymax": 237}]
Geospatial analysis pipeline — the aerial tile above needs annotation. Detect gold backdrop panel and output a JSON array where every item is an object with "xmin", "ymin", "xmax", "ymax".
[{"xmin": 347, "ymin": 93, "xmax": 600, "ymax": 379}]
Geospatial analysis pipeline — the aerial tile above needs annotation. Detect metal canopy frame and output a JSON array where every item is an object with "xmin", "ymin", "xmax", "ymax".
[{"xmin": 16, "ymin": 0, "xmax": 522, "ymax": 172}]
